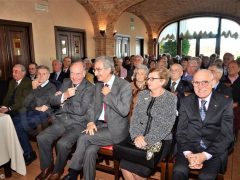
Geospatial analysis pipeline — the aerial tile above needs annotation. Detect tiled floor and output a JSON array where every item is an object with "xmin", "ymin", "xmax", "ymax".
[{"xmin": 1, "ymin": 136, "xmax": 240, "ymax": 180}]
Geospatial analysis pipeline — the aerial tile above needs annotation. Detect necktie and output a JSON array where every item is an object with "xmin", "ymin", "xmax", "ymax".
[
  {"xmin": 54, "ymin": 73, "xmax": 58, "ymax": 80},
  {"xmin": 15, "ymin": 81, "xmax": 18, "ymax": 88},
  {"xmin": 199, "ymin": 100, "xmax": 207, "ymax": 149},
  {"xmin": 170, "ymin": 81, "xmax": 176, "ymax": 92},
  {"xmin": 103, "ymin": 84, "xmax": 109, "ymax": 122},
  {"xmin": 199, "ymin": 100, "xmax": 207, "ymax": 121}
]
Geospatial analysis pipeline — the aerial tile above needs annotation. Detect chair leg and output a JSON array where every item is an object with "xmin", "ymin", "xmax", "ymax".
[
  {"xmin": 160, "ymin": 162, "xmax": 166, "ymax": 180},
  {"xmin": 217, "ymin": 173, "xmax": 224, "ymax": 180},
  {"xmin": 114, "ymin": 159, "xmax": 120, "ymax": 180},
  {"xmin": 167, "ymin": 162, "xmax": 174, "ymax": 180},
  {"xmin": 4, "ymin": 160, "xmax": 12, "ymax": 178}
]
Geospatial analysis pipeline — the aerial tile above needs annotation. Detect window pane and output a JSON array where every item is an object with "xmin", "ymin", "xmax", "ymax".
[
  {"xmin": 159, "ymin": 22, "xmax": 177, "ymax": 42},
  {"xmin": 200, "ymin": 39, "xmax": 216, "ymax": 57},
  {"xmin": 186, "ymin": 39, "xmax": 196, "ymax": 56},
  {"xmin": 220, "ymin": 19, "xmax": 240, "ymax": 58},
  {"xmin": 180, "ymin": 17, "xmax": 218, "ymax": 38}
]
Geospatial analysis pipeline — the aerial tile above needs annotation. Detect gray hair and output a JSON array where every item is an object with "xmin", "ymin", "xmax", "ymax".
[
  {"xmin": 133, "ymin": 64, "xmax": 149, "ymax": 79},
  {"xmin": 52, "ymin": 59, "xmax": 62, "ymax": 65},
  {"xmin": 209, "ymin": 63, "xmax": 223, "ymax": 75},
  {"xmin": 14, "ymin": 64, "xmax": 26, "ymax": 72},
  {"xmin": 71, "ymin": 60, "xmax": 86, "ymax": 71},
  {"xmin": 95, "ymin": 56, "xmax": 115, "ymax": 73},
  {"xmin": 84, "ymin": 58, "xmax": 92, "ymax": 64},
  {"xmin": 37, "ymin": 65, "xmax": 50, "ymax": 73}
]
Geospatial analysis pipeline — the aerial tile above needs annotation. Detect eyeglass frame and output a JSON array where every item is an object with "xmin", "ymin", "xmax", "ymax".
[
  {"xmin": 192, "ymin": 80, "xmax": 211, "ymax": 87},
  {"xmin": 147, "ymin": 77, "xmax": 161, "ymax": 82}
]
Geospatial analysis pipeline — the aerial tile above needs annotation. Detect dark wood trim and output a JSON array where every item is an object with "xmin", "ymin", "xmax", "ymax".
[
  {"xmin": 0, "ymin": 19, "xmax": 35, "ymax": 63},
  {"xmin": 54, "ymin": 26, "xmax": 87, "ymax": 59}
]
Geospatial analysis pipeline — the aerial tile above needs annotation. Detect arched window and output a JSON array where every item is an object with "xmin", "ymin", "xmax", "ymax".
[{"xmin": 158, "ymin": 17, "xmax": 240, "ymax": 59}]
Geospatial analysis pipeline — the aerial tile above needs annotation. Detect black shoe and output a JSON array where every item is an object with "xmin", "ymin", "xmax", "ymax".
[
  {"xmin": 24, "ymin": 151, "xmax": 37, "ymax": 165},
  {"xmin": 61, "ymin": 174, "xmax": 72, "ymax": 180}
]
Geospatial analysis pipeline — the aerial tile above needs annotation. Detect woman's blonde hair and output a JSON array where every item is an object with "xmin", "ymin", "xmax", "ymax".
[{"xmin": 149, "ymin": 67, "xmax": 169, "ymax": 87}]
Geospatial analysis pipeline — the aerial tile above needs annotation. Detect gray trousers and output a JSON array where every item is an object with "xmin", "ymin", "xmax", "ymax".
[
  {"xmin": 37, "ymin": 122, "xmax": 84, "ymax": 173},
  {"xmin": 69, "ymin": 126, "xmax": 114, "ymax": 180}
]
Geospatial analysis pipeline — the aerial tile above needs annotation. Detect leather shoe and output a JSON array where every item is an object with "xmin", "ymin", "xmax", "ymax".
[
  {"xmin": 24, "ymin": 151, "xmax": 37, "ymax": 166},
  {"xmin": 61, "ymin": 174, "xmax": 72, "ymax": 180},
  {"xmin": 35, "ymin": 164, "xmax": 54, "ymax": 180},
  {"xmin": 47, "ymin": 171, "xmax": 63, "ymax": 180}
]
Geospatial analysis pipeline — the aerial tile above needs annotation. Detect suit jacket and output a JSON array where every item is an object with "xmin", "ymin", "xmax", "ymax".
[
  {"xmin": 176, "ymin": 92, "xmax": 234, "ymax": 158},
  {"xmin": 214, "ymin": 82, "xmax": 232, "ymax": 98},
  {"xmin": 2, "ymin": 77, "xmax": 32, "ymax": 115},
  {"xmin": 222, "ymin": 76, "xmax": 240, "ymax": 104},
  {"xmin": 87, "ymin": 76, "xmax": 132, "ymax": 144},
  {"xmin": 49, "ymin": 71, "xmax": 66, "ymax": 90},
  {"xmin": 62, "ymin": 68, "xmax": 70, "ymax": 78},
  {"xmin": 51, "ymin": 78, "xmax": 94, "ymax": 128},
  {"xmin": 24, "ymin": 81, "xmax": 56, "ymax": 114},
  {"xmin": 166, "ymin": 79, "xmax": 193, "ymax": 109}
]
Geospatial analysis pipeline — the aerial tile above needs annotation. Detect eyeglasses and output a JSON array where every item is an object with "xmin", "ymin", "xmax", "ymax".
[
  {"xmin": 147, "ymin": 77, "xmax": 161, "ymax": 82},
  {"xmin": 192, "ymin": 81, "xmax": 210, "ymax": 87},
  {"xmin": 93, "ymin": 68, "xmax": 105, "ymax": 73}
]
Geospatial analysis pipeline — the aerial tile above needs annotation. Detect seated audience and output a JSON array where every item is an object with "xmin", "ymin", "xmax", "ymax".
[
  {"xmin": 35, "ymin": 61, "xmax": 94, "ymax": 180},
  {"xmin": 148, "ymin": 60, "xmax": 156, "ymax": 70},
  {"xmin": 129, "ymin": 64, "xmax": 148, "ymax": 117},
  {"xmin": 62, "ymin": 57, "xmax": 72, "ymax": 78},
  {"xmin": 0, "ymin": 64, "xmax": 32, "ymax": 163},
  {"xmin": 223, "ymin": 53, "xmax": 235, "ymax": 76},
  {"xmin": 182, "ymin": 59, "xmax": 199, "ymax": 82},
  {"xmin": 119, "ymin": 67, "xmax": 177, "ymax": 179},
  {"xmin": 116, "ymin": 58, "xmax": 127, "ymax": 79},
  {"xmin": 49, "ymin": 59, "xmax": 66, "ymax": 90},
  {"xmin": 126, "ymin": 55, "xmax": 143, "ymax": 82},
  {"xmin": 63, "ymin": 56, "xmax": 132, "ymax": 180},
  {"xmin": 83, "ymin": 58, "xmax": 95, "ymax": 84},
  {"xmin": 201, "ymin": 56, "xmax": 210, "ymax": 69},
  {"xmin": 27, "ymin": 62, "xmax": 38, "ymax": 80},
  {"xmin": 22, "ymin": 65, "xmax": 57, "ymax": 133},
  {"xmin": 173, "ymin": 69, "xmax": 234, "ymax": 180},
  {"xmin": 166, "ymin": 63, "xmax": 193, "ymax": 109},
  {"xmin": 208, "ymin": 64, "xmax": 232, "ymax": 98}
]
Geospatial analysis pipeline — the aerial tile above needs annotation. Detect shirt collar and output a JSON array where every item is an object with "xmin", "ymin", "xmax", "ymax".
[
  {"xmin": 198, "ymin": 92, "xmax": 212, "ymax": 110},
  {"xmin": 40, "ymin": 80, "xmax": 49, "ymax": 87},
  {"xmin": 105, "ymin": 74, "xmax": 115, "ymax": 89}
]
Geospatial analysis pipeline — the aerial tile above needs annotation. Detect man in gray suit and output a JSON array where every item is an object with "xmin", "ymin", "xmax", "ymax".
[
  {"xmin": 63, "ymin": 56, "xmax": 132, "ymax": 180},
  {"xmin": 35, "ymin": 61, "xmax": 94, "ymax": 180}
]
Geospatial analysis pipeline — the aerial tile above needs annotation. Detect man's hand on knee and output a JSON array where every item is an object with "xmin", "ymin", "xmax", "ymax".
[{"xmin": 82, "ymin": 122, "xmax": 97, "ymax": 136}]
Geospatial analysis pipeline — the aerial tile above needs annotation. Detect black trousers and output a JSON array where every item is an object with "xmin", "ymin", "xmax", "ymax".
[{"xmin": 173, "ymin": 152, "xmax": 221, "ymax": 180}]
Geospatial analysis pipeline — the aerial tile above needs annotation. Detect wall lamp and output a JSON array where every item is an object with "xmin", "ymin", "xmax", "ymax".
[
  {"xmin": 113, "ymin": 31, "xmax": 117, "ymax": 37},
  {"xmin": 100, "ymin": 30, "xmax": 105, "ymax": 37}
]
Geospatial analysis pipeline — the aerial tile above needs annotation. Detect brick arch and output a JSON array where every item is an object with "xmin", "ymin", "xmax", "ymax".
[
  {"xmin": 76, "ymin": 0, "xmax": 99, "ymax": 35},
  {"xmin": 105, "ymin": 0, "xmax": 145, "ymax": 36}
]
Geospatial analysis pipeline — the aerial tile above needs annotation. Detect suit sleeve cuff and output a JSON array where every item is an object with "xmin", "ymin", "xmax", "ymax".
[
  {"xmin": 183, "ymin": 151, "xmax": 192, "ymax": 158},
  {"xmin": 203, "ymin": 152, "xmax": 212, "ymax": 160}
]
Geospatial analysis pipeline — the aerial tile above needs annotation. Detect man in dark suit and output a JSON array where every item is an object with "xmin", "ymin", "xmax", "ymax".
[
  {"xmin": 62, "ymin": 57, "xmax": 71, "ymax": 78},
  {"xmin": 27, "ymin": 62, "xmax": 38, "ymax": 80},
  {"xmin": 35, "ymin": 61, "xmax": 94, "ymax": 180},
  {"xmin": 13, "ymin": 65, "xmax": 56, "ymax": 165},
  {"xmin": 63, "ymin": 56, "xmax": 132, "ymax": 180},
  {"xmin": 208, "ymin": 63, "xmax": 232, "ymax": 98},
  {"xmin": 173, "ymin": 69, "xmax": 234, "ymax": 180},
  {"xmin": 23, "ymin": 65, "xmax": 56, "ymax": 130},
  {"xmin": 166, "ymin": 63, "xmax": 193, "ymax": 107},
  {"xmin": 49, "ymin": 59, "xmax": 66, "ymax": 90},
  {"xmin": 0, "ymin": 64, "xmax": 33, "ymax": 163}
]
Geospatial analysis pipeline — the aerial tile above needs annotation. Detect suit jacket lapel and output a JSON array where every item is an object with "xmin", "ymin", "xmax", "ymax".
[
  {"xmin": 192, "ymin": 95, "xmax": 202, "ymax": 121},
  {"xmin": 204, "ymin": 93, "xmax": 217, "ymax": 123},
  {"xmin": 95, "ymin": 82, "xmax": 104, "ymax": 120}
]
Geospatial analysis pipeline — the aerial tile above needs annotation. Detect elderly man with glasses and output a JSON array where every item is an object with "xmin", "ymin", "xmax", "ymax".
[{"xmin": 173, "ymin": 69, "xmax": 234, "ymax": 180}]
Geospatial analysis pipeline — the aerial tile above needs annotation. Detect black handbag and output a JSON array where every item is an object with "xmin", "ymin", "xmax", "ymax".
[{"xmin": 113, "ymin": 97, "xmax": 169, "ymax": 169}]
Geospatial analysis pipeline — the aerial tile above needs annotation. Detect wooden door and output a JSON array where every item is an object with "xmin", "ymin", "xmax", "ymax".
[
  {"xmin": 55, "ymin": 27, "xmax": 86, "ymax": 61},
  {"xmin": 0, "ymin": 20, "xmax": 34, "ymax": 80}
]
